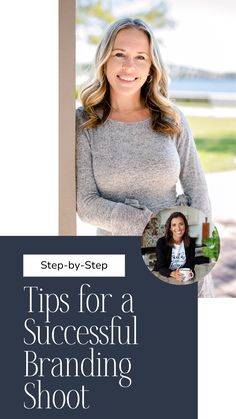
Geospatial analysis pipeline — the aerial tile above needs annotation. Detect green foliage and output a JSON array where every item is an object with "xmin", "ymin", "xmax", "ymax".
[
  {"xmin": 88, "ymin": 34, "xmax": 102, "ymax": 44},
  {"xmin": 76, "ymin": 0, "xmax": 174, "ymax": 45},
  {"xmin": 77, "ymin": 0, "xmax": 114, "ymax": 26},
  {"xmin": 202, "ymin": 227, "xmax": 220, "ymax": 261},
  {"xmin": 135, "ymin": 2, "xmax": 175, "ymax": 29},
  {"xmin": 75, "ymin": 86, "xmax": 79, "ymax": 99}
]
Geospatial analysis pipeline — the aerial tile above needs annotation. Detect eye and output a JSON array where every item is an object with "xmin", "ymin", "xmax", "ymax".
[
  {"xmin": 115, "ymin": 52, "xmax": 125, "ymax": 58},
  {"xmin": 136, "ymin": 55, "xmax": 145, "ymax": 60}
]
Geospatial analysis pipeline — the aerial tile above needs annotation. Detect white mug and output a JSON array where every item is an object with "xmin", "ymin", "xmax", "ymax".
[{"xmin": 179, "ymin": 268, "xmax": 194, "ymax": 282}]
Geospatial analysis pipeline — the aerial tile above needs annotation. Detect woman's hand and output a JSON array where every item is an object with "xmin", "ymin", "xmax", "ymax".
[{"xmin": 170, "ymin": 269, "xmax": 182, "ymax": 281}]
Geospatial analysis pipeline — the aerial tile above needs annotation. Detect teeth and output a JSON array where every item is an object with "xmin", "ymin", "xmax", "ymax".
[{"xmin": 118, "ymin": 76, "xmax": 136, "ymax": 81}]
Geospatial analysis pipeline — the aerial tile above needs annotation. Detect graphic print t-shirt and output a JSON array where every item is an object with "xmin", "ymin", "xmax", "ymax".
[{"xmin": 169, "ymin": 241, "xmax": 186, "ymax": 270}]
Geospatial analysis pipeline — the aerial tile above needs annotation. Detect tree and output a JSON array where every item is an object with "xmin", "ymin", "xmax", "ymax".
[{"xmin": 76, "ymin": 0, "xmax": 174, "ymax": 45}]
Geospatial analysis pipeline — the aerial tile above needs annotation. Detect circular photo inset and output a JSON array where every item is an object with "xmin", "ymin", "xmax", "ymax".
[{"xmin": 141, "ymin": 206, "xmax": 220, "ymax": 285}]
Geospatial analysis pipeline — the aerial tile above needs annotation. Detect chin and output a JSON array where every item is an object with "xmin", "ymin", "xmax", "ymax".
[
  {"xmin": 115, "ymin": 87, "xmax": 141, "ymax": 96},
  {"xmin": 174, "ymin": 234, "xmax": 184, "ymax": 241}
]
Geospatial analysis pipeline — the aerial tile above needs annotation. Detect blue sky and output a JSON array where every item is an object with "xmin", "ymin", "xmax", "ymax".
[{"xmin": 77, "ymin": 0, "xmax": 236, "ymax": 73}]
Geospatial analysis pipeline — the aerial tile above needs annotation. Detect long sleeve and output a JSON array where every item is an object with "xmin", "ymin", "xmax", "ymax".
[
  {"xmin": 156, "ymin": 238, "xmax": 172, "ymax": 277},
  {"xmin": 76, "ymin": 109, "xmax": 152, "ymax": 235},
  {"xmin": 176, "ymin": 111, "xmax": 211, "ymax": 218}
]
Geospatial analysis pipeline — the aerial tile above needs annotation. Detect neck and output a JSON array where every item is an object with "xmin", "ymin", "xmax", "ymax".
[
  {"xmin": 173, "ymin": 238, "xmax": 183, "ymax": 245},
  {"xmin": 110, "ymin": 91, "xmax": 144, "ymax": 113}
]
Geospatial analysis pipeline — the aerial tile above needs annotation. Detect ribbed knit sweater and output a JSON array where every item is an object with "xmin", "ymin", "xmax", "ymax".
[{"xmin": 76, "ymin": 107, "xmax": 211, "ymax": 236}]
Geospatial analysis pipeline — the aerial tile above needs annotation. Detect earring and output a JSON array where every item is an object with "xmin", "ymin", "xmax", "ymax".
[{"xmin": 146, "ymin": 74, "xmax": 153, "ymax": 83}]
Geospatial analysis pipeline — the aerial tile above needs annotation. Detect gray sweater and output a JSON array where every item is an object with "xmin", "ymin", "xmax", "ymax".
[{"xmin": 76, "ymin": 107, "xmax": 211, "ymax": 236}]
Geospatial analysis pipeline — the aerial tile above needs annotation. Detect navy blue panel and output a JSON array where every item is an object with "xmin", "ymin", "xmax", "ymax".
[{"xmin": 1, "ymin": 237, "xmax": 197, "ymax": 418}]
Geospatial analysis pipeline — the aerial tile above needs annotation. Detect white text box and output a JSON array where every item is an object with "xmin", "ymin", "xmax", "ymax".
[{"xmin": 23, "ymin": 254, "xmax": 125, "ymax": 277}]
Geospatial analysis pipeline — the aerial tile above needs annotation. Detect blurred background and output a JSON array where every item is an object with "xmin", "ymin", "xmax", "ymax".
[{"xmin": 76, "ymin": 0, "xmax": 236, "ymax": 297}]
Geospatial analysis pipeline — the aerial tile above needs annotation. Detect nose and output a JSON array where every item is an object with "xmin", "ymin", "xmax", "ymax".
[{"xmin": 122, "ymin": 57, "xmax": 136, "ymax": 71}]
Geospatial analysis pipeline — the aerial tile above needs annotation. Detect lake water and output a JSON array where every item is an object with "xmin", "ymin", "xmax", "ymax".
[{"xmin": 169, "ymin": 78, "xmax": 236, "ymax": 93}]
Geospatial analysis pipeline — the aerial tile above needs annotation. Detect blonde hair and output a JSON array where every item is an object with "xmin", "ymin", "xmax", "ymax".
[{"xmin": 80, "ymin": 18, "xmax": 180, "ymax": 135}]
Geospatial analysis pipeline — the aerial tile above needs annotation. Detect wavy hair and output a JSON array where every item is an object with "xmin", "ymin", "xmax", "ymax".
[
  {"xmin": 79, "ymin": 18, "xmax": 180, "ymax": 135},
  {"xmin": 165, "ymin": 212, "xmax": 191, "ymax": 247}
]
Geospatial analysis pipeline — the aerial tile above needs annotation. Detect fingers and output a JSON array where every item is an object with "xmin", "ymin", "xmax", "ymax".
[
  {"xmin": 172, "ymin": 270, "xmax": 182, "ymax": 281},
  {"xmin": 175, "ymin": 273, "xmax": 182, "ymax": 281}
]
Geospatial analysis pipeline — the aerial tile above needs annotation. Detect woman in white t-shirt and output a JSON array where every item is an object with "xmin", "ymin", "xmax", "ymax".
[{"xmin": 156, "ymin": 212, "xmax": 195, "ymax": 281}]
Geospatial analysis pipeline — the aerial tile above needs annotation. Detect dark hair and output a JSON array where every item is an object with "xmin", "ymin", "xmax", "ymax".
[{"xmin": 165, "ymin": 212, "xmax": 190, "ymax": 247}]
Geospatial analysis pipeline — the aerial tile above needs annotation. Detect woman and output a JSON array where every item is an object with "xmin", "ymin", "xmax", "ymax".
[
  {"xmin": 156, "ymin": 212, "xmax": 195, "ymax": 281},
  {"xmin": 76, "ymin": 18, "xmax": 211, "ymax": 236}
]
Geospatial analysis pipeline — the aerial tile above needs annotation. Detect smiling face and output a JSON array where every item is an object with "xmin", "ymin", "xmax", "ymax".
[
  {"xmin": 105, "ymin": 28, "xmax": 151, "ymax": 99},
  {"xmin": 170, "ymin": 217, "xmax": 186, "ymax": 242}
]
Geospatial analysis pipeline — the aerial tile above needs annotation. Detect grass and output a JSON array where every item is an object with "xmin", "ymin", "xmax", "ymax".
[{"xmin": 187, "ymin": 116, "xmax": 236, "ymax": 172}]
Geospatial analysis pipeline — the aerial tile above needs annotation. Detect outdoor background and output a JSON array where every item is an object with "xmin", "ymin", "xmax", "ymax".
[{"xmin": 76, "ymin": 0, "xmax": 236, "ymax": 297}]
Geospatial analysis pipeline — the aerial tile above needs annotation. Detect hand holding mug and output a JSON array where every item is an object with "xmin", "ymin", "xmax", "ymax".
[{"xmin": 170, "ymin": 268, "xmax": 182, "ymax": 281}]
